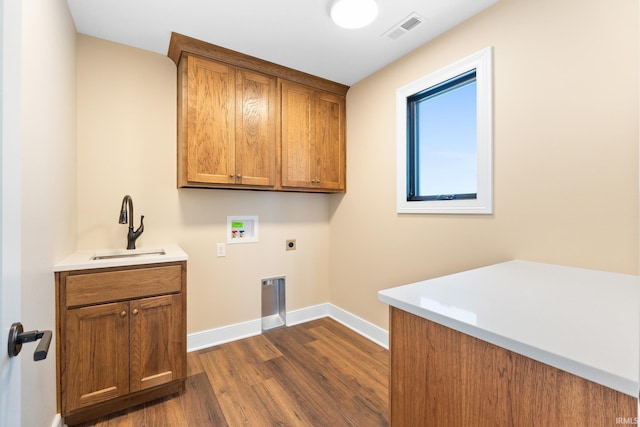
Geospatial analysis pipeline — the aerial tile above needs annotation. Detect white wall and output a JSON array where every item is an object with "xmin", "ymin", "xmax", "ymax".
[
  {"xmin": 76, "ymin": 35, "xmax": 331, "ymax": 334},
  {"xmin": 1, "ymin": 0, "xmax": 23, "ymax": 425},
  {"xmin": 20, "ymin": 0, "xmax": 76, "ymax": 426},
  {"xmin": 329, "ymin": 0, "xmax": 640, "ymax": 329},
  {"xmin": 75, "ymin": 0, "xmax": 640, "ymax": 337}
]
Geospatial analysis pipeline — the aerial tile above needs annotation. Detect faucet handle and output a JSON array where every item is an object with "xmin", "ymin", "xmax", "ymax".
[{"xmin": 135, "ymin": 215, "xmax": 144, "ymax": 234}]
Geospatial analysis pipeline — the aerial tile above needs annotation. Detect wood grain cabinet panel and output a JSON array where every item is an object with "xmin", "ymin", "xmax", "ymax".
[
  {"xmin": 130, "ymin": 294, "xmax": 183, "ymax": 392},
  {"xmin": 56, "ymin": 262, "xmax": 187, "ymax": 426},
  {"xmin": 313, "ymin": 90, "xmax": 346, "ymax": 191},
  {"xmin": 64, "ymin": 302, "xmax": 130, "ymax": 410},
  {"xmin": 170, "ymin": 32, "xmax": 348, "ymax": 193},
  {"xmin": 389, "ymin": 307, "xmax": 637, "ymax": 427},
  {"xmin": 235, "ymin": 68, "xmax": 277, "ymax": 186},
  {"xmin": 65, "ymin": 265, "xmax": 182, "ymax": 307},
  {"xmin": 281, "ymin": 81, "xmax": 313, "ymax": 187},
  {"xmin": 180, "ymin": 54, "xmax": 276, "ymax": 188},
  {"xmin": 186, "ymin": 56, "xmax": 235, "ymax": 185},
  {"xmin": 281, "ymin": 80, "xmax": 346, "ymax": 191}
]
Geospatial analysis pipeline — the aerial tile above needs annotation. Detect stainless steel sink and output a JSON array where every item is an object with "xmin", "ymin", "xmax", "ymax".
[{"xmin": 90, "ymin": 249, "xmax": 166, "ymax": 261}]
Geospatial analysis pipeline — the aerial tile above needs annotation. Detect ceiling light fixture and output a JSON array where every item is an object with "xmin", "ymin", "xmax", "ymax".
[{"xmin": 330, "ymin": 0, "xmax": 379, "ymax": 29}]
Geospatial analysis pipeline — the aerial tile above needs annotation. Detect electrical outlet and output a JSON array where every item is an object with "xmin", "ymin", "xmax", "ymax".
[
  {"xmin": 286, "ymin": 239, "xmax": 296, "ymax": 251},
  {"xmin": 216, "ymin": 243, "xmax": 226, "ymax": 257}
]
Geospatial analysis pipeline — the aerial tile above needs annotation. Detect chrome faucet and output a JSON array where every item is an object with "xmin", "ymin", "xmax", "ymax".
[{"xmin": 119, "ymin": 195, "xmax": 144, "ymax": 250}]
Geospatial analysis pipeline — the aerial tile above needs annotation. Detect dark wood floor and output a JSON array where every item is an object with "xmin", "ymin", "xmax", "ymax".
[{"xmin": 76, "ymin": 317, "xmax": 389, "ymax": 426}]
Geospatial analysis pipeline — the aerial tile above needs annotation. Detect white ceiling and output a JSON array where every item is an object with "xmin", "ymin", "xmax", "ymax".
[{"xmin": 66, "ymin": 0, "xmax": 498, "ymax": 86}]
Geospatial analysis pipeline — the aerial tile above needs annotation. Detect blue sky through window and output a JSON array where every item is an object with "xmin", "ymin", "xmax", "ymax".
[{"xmin": 416, "ymin": 78, "xmax": 477, "ymax": 197}]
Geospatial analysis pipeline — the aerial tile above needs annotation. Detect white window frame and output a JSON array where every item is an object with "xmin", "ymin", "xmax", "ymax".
[{"xmin": 396, "ymin": 47, "xmax": 493, "ymax": 214}]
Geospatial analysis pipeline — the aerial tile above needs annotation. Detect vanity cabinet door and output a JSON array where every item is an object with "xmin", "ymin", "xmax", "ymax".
[
  {"xmin": 129, "ymin": 294, "xmax": 184, "ymax": 393},
  {"xmin": 64, "ymin": 301, "xmax": 130, "ymax": 411}
]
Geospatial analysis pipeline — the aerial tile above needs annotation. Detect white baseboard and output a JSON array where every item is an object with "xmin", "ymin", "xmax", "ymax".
[
  {"xmin": 187, "ymin": 303, "xmax": 389, "ymax": 352},
  {"xmin": 52, "ymin": 413, "xmax": 63, "ymax": 427},
  {"xmin": 286, "ymin": 303, "xmax": 331, "ymax": 326},
  {"xmin": 326, "ymin": 304, "xmax": 389, "ymax": 349},
  {"xmin": 187, "ymin": 318, "xmax": 262, "ymax": 352}
]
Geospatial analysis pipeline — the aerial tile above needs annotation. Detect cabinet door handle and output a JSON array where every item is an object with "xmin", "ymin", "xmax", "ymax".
[
  {"xmin": 120, "ymin": 310, "xmax": 127, "ymax": 318},
  {"xmin": 229, "ymin": 173, "xmax": 234, "ymax": 178},
  {"xmin": 132, "ymin": 309, "xmax": 139, "ymax": 316}
]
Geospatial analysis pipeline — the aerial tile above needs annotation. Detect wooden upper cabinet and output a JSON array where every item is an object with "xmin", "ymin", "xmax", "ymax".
[
  {"xmin": 281, "ymin": 81, "xmax": 346, "ymax": 191},
  {"xmin": 235, "ymin": 69, "xmax": 277, "ymax": 186},
  {"xmin": 179, "ymin": 54, "xmax": 276, "ymax": 188},
  {"xmin": 170, "ymin": 32, "xmax": 348, "ymax": 193},
  {"xmin": 281, "ymin": 82, "xmax": 313, "ymax": 187},
  {"xmin": 185, "ymin": 56, "xmax": 235, "ymax": 185},
  {"xmin": 313, "ymin": 90, "xmax": 346, "ymax": 191}
]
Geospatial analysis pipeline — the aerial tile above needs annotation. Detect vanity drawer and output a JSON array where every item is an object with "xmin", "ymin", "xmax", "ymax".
[{"xmin": 65, "ymin": 265, "xmax": 182, "ymax": 307}]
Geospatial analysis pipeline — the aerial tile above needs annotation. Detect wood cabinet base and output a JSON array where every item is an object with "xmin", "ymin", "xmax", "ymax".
[
  {"xmin": 389, "ymin": 307, "xmax": 637, "ymax": 426},
  {"xmin": 63, "ymin": 380, "xmax": 184, "ymax": 426},
  {"xmin": 56, "ymin": 262, "xmax": 187, "ymax": 426}
]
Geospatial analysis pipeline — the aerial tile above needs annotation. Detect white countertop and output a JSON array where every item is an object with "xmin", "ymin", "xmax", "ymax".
[
  {"xmin": 378, "ymin": 260, "xmax": 640, "ymax": 397},
  {"xmin": 54, "ymin": 244, "xmax": 188, "ymax": 272}
]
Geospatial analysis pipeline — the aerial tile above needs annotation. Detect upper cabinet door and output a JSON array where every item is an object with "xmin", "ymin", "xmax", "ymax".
[
  {"xmin": 314, "ymin": 91, "xmax": 346, "ymax": 191},
  {"xmin": 185, "ymin": 56, "xmax": 235, "ymax": 185},
  {"xmin": 235, "ymin": 69, "xmax": 277, "ymax": 187},
  {"xmin": 281, "ymin": 80, "xmax": 346, "ymax": 192},
  {"xmin": 179, "ymin": 55, "xmax": 277, "ymax": 188},
  {"xmin": 281, "ymin": 80, "xmax": 314, "ymax": 188},
  {"xmin": 171, "ymin": 34, "xmax": 348, "ymax": 192}
]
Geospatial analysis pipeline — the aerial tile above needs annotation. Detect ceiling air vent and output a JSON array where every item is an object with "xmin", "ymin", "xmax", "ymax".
[{"xmin": 382, "ymin": 12, "xmax": 424, "ymax": 40}]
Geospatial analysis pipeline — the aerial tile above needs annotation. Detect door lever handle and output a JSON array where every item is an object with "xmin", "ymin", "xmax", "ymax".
[{"xmin": 7, "ymin": 322, "xmax": 52, "ymax": 361}]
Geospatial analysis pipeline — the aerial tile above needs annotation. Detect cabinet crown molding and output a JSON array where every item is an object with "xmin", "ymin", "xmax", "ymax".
[{"xmin": 168, "ymin": 32, "xmax": 349, "ymax": 96}]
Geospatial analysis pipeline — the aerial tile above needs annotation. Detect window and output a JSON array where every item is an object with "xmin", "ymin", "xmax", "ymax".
[{"xmin": 396, "ymin": 47, "xmax": 493, "ymax": 214}]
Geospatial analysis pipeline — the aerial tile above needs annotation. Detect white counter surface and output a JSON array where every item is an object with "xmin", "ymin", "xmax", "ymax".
[
  {"xmin": 53, "ymin": 244, "xmax": 188, "ymax": 272},
  {"xmin": 378, "ymin": 260, "xmax": 640, "ymax": 397}
]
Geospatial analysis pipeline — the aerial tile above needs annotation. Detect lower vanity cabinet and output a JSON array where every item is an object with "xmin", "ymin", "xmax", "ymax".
[{"xmin": 55, "ymin": 261, "xmax": 187, "ymax": 426}]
